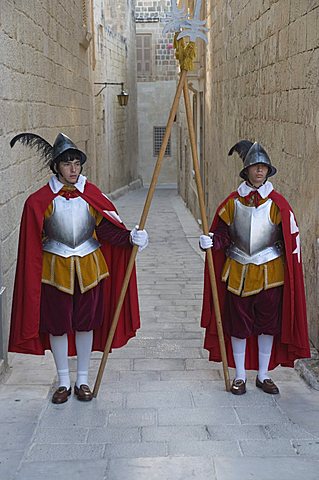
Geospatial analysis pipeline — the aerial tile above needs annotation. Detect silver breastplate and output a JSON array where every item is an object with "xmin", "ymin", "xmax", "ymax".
[
  {"xmin": 228, "ymin": 198, "xmax": 283, "ymax": 265},
  {"xmin": 43, "ymin": 195, "xmax": 100, "ymax": 258}
]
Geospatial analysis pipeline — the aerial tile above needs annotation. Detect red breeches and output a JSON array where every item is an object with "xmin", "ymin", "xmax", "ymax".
[
  {"xmin": 40, "ymin": 277, "xmax": 105, "ymax": 335},
  {"xmin": 223, "ymin": 286, "xmax": 283, "ymax": 339}
]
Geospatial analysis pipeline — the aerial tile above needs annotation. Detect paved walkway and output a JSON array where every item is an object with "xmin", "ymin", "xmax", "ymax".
[{"xmin": 1, "ymin": 187, "xmax": 319, "ymax": 480}]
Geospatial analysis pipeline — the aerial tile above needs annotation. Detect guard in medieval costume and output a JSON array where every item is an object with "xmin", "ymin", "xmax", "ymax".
[
  {"xmin": 200, "ymin": 140, "xmax": 310, "ymax": 395},
  {"xmin": 9, "ymin": 132, "xmax": 148, "ymax": 403}
]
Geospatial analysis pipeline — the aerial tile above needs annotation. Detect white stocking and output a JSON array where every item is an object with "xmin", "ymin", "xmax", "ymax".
[
  {"xmin": 75, "ymin": 330, "xmax": 93, "ymax": 387},
  {"xmin": 231, "ymin": 336, "xmax": 247, "ymax": 381},
  {"xmin": 258, "ymin": 334, "xmax": 274, "ymax": 382},
  {"xmin": 49, "ymin": 333, "xmax": 70, "ymax": 389}
]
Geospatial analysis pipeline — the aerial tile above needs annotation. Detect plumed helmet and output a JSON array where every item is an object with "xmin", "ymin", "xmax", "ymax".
[
  {"xmin": 228, "ymin": 140, "xmax": 276, "ymax": 179},
  {"xmin": 52, "ymin": 133, "xmax": 86, "ymax": 164},
  {"xmin": 10, "ymin": 132, "xmax": 87, "ymax": 173}
]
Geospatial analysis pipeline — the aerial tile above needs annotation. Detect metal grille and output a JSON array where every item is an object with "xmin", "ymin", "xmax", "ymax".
[
  {"xmin": 153, "ymin": 127, "xmax": 171, "ymax": 157},
  {"xmin": 135, "ymin": 17, "xmax": 159, "ymax": 23}
]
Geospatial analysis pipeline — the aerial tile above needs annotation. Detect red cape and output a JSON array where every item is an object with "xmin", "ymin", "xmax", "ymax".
[
  {"xmin": 201, "ymin": 190, "xmax": 310, "ymax": 370},
  {"xmin": 9, "ymin": 181, "xmax": 140, "ymax": 356}
]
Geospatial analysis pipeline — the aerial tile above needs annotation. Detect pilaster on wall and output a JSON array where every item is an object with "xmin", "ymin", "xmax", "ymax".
[{"xmin": 0, "ymin": 241, "xmax": 8, "ymax": 375}]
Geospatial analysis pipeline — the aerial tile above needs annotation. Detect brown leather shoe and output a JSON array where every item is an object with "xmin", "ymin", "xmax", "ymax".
[
  {"xmin": 74, "ymin": 384, "xmax": 93, "ymax": 402},
  {"xmin": 230, "ymin": 379, "xmax": 246, "ymax": 395},
  {"xmin": 52, "ymin": 386, "xmax": 71, "ymax": 404},
  {"xmin": 256, "ymin": 376, "xmax": 279, "ymax": 394}
]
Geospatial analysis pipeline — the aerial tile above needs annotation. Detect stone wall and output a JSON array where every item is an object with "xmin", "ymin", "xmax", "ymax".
[
  {"xmin": 178, "ymin": 0, "xmax": 319, "ymax": 349},
  {"xmin": 135, "ymin": 0, "xmax": 176, "ymax": 81},
  {"xmin": 135, "ymin": 0, "xmax": 178, "ymax": 184},
  {"xmin": 0, "ymin": 0, "xmax": 92, "ymax": 360},
  {"xmin": 93, "ymin": 0, "xmax": 139, "ymax": 193},
  {"xmin": 137, "ymin": 80, "xmax": 178, "ymax": 184}
]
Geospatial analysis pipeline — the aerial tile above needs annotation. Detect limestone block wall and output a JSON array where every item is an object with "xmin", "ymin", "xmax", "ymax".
[
  {"xmin": 178, "ymin": 0, "xmax": 319, "ymax": 349},
  {"xmin": 137, "ymin": 80, "xmax": 178, "ymax": 185},
  {"xmin": 0, "ymin": 0, "xmax": 93, "ymax": 357},
  {"xmin": 135, "ymin": 1, "xmax": 178, "ymax": 184},
  {"xmin": 93, "ymin": 0, "xmax": 139, "ymax": 193},
  {"xmin": 135, "ymin": 0, "xmax": 177, "ymax": 81}
]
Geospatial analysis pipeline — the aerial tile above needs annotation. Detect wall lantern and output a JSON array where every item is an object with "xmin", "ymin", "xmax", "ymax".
[{"xmin": 94, "ymin": 82, "xmax": 129, "ymax": 106}]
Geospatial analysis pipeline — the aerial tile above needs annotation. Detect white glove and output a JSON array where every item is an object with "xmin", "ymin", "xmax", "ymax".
[
  {"xmin": 130, "ymin": 225, "xmax": 149, "ymax": 252},
  {"xmin": 199, "ymin": 233, "xmax": 214, "ymax": 250}
]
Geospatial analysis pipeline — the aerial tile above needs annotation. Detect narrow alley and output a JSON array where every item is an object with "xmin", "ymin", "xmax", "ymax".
[{"xmin": 1, "ymin": 187, "xmax": 319, "ymax": 480}]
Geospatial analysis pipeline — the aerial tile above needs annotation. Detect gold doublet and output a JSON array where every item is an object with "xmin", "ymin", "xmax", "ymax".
[
  {"xmin": 218, "ymin": 196, "xmax": 284, "ymax": 297},
  {"xmin": 42, "ymin": 192, "xmax": 109, "ymax": 294}
]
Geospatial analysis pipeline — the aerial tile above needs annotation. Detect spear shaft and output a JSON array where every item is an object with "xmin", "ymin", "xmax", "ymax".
[
  {"xmin": 182, "ymin": 81, "xmax": 231, "ymax": 392},
  {"xmin": 93, "ymin": 70, "xmax": 188, "ymax": 397}
]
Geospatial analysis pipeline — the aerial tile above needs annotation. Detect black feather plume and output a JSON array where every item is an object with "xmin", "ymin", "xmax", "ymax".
[
  {"xmin": 10, "ymin": 133, "xmax": 53, "ymax": 165},
  {"xmin": 228, "ymin": 140, "xmax": 253, "ymax": 161}
]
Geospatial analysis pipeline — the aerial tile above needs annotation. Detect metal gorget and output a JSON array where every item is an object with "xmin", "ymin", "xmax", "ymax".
[
  {"xmin": 228, "ymin": 198, "xmax": 283, "ymax": 265},
  {"xmin": 43, "ymin": 195, "xmax": 100, "ymax": 258}
]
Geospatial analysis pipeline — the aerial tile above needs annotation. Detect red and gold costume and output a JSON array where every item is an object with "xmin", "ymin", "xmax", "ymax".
[
  {"xmin": 218, "ymin": 193, "xmax": 284, "ymax": 297},
  {"xmin": 201, "ymin": 182, "xmax": 310, "ymax": 370},
  {"xmin": 9, "ymin": 176, "xmax": 140, "ymax": 356}
]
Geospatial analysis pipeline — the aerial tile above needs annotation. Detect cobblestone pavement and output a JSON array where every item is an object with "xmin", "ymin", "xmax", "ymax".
[{"xmin": 1, "ymin": 188, "xmax": 319, "ymax": 480}]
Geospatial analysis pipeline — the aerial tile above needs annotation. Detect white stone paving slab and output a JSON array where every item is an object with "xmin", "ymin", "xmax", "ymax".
[
  {"xmin": 38, "ymin": 402, "xmax": 108, "ymax": 427},
  {"xmin": 133, "ymin": 358, "xmax": 185, "ymax": 370},
  {"xmin": 87, "ymin": 426, "xmax": 141, "ymax": 444},
  {"xmin": 158, "ymin": 407, "xmax": 239, "ymax": 426},
  {"xmin": 239, "ymin": 438, "xmax": 296, "ymax": 456},
  {"xmin": 139, "ymin": 379, "xmax": 204, "ymax": 392},
  {"xmin": 292, "ymin": 439, "xmax": 319, "ymax": 456},
  {"xmin": 126, "ymin": 390, "xmax": 193, "ymax": 408},
  {"xmin": 25, "ymin": 443, "xmax": 105, "ymax": 462},
  {"xmin": 207, "ymin": 424, "xmax": 267, "ymax": 440},
  {"xmin": 263, "ymin": 422, "xmax": 317, "ymax": 439},
  {"xmin": 160, "ymin": 369, "xmax": 221, "ymax": 380},
  {"xmin": 168, "ymin": 439, "xmax": 242, "ymax": 457},
  {"xmin": 0, "ymin": 449, "xmax": 26, "ymax": 480},
  {"xmin": 15, "ymin": 460, "xmax": 109, "ymax": 480},
  {"xmin": 107, "ymin": 408, "xmax": 156, "ymax": 427},
  {"xmin": 35, "ymin": 426, "xmax": 89, "ymax": 444},
  {"xmin": 0, "ymin": 422, "xmax": 38, "ymax": 449},
  {"xmin": 105, "ymin": 457, "xmax": 216, "ymax": 480},
  {"xmin": 235, "ymin": 405, "xmax": 288, "ymax": 424},
  {"xmin": 142, "ymin": 425, "xmax": 209, "ymax": 442},
  {"xmin": 214, "ymin": 457, "xmax": 319, "ymax": 480},
  {"xmin": 103, "ymin": 441, "xmax": 167, "ymax": 458}
]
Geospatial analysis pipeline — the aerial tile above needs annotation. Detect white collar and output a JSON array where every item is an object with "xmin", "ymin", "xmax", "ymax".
[
  {"xmin": 237, "ymin": 180, "xmax": 273, "ymax": 199},
  {"xmin": 48, "ymin": 174, "xmax": 87, "ymax": 194}
]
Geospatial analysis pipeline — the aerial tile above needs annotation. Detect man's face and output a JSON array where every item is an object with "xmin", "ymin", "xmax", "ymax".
[
  {"xmin": 247, "ymin": 163, "xmax": 269, "ymax": 187},
  {"xmin": 57, "ymin": 159, "xmax": 82, "ymax": 185}
]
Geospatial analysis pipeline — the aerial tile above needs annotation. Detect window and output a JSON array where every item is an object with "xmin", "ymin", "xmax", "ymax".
[
  {"xmin": 153, "ymin": 127, "xmax": 171, "ymax": 157},
  {"xmin": 137, "ymin": 34, "xmax": 152, "ymax": 77}
]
